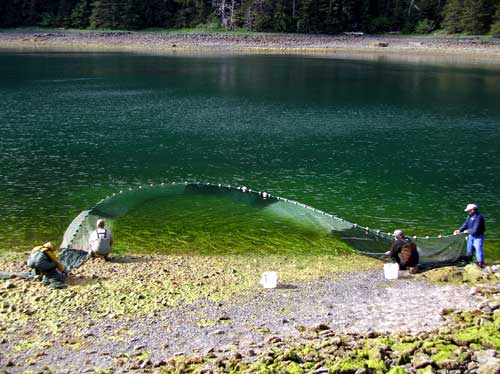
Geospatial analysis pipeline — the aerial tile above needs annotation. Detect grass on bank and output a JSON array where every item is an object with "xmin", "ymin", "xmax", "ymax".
[
  {"xmin": 0, "ymin": 26, "xmax": 265, "ymax": 36},
  {"xmin": 144, "ymin": 25, "xmax": 263, "ymax": 35},
  {"xmin": 1, "ymin": 26, "xmax": 499, "ymax": 40},
  {"xmin": 382, "ymin": 31, "xmax": 499, "ymax": 40}
]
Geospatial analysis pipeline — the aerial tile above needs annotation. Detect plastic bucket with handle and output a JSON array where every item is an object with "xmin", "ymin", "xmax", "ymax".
[
  {"xmin": 384, "ymin": 263, "xmax": 399, "ymax": 280},
  {"xmin": 259, "ymin": 271, "xmax": 278, "ymax": 288}
]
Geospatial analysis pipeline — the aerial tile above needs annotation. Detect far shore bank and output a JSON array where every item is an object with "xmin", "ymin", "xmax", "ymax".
[{"xmin": 1, "ymin": 29, "xmax": 500, "ymax": 64}]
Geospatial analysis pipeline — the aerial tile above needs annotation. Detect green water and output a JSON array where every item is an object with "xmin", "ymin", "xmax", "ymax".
[
  {"xmin": 111, "ymin": 193, "xmax": 350, "ymax": 256},
  {"xmin": 0, "ymin": 52, "xmax": 499, "ymax": 256}
]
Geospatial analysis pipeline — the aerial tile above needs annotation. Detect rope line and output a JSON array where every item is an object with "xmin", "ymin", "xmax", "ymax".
[{"xmin": 84, "ymin": 181, "xmax": 458, "ymax": 240}]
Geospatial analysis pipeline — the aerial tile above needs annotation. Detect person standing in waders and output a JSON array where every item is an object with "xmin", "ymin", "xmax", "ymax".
[
  {"xmin": 454, "ymin": 203, "xmax": 486, "ymax": 268},
  {"xmin": 27, "ymin": 241, "xmax": 67, "ymax": 288}
]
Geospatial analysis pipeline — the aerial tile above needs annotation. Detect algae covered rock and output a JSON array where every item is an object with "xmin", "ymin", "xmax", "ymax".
[
  {"xmin": 452, "ymin": 320, "xmax": 500, "ymax": 350},
  {"xmin": 330, "ymin": 357, "xmax": 367, "ymax": 373},
  {"xmin": 421, "ymin": 264, "xmax": 494, "ymax": 285},
  {"xmin": 387, "ymin": 367, "xmax": 405, "ymax": 374},
  {"xmin": 286, "ymin": 361, "xmax": 304, "ymax": 374},
  {"xmin": 416, "ymin": 365, "xmax": 435, "ymax": 374},
  {"xmin": 411, "ymin": 353, "xmax": 433, "ymax": 369},
  {"xmin": 463, "ymin": 264, "xmax": 485, "ymax": 283},
  {"xmin": 329, "ymin": 348, "xmax": 387, "ymax": 374},
  {"xmin": 420, "ymin": 267, "xmax": 463, "ymax": 283}
]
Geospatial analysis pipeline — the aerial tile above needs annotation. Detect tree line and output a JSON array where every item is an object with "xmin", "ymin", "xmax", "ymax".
[{"xmin": 1, "ymin": 0, "xmax": 499, "ymax": 35}]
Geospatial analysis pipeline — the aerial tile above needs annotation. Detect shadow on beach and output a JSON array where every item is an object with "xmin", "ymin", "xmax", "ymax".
[
  {"xmin": 96, "ymin": 255, "xmax": 156, "ymax": 264},
  {"xmin": 276, "ymin": 284, "xmax": 299, "ymax": 290},
  {"xmin": 66, "ymin": 274, "xmax": 102, "ymax": 286}
]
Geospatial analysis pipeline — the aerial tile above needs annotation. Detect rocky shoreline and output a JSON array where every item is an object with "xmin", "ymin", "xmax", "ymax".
[
  {"xmin": 1, "ymin": 30, "xmax": 500, "ymax": 62},
  {"xmin": 1, "ymin": 253, "xmax": 500, "ymax": 373}
]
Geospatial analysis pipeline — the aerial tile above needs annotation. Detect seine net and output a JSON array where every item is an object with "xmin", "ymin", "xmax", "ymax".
[{"xmin": 62, "ymin": 182, "xmax": 467, "ymax": 265}]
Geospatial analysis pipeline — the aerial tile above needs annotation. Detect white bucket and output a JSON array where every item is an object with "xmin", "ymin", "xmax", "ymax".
[
  {"xmin": 259, "ymin": 271, "xmax": 278, "ymax": 288},
  {"xmin": 384, "ymin": 263, "xmax": 399, "ymax": 280}
]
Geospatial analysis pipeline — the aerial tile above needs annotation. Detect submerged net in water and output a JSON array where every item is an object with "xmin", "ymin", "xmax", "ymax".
[{"xmin": 61, "ymin": 182, "xmax": 466, "ymax": 266}]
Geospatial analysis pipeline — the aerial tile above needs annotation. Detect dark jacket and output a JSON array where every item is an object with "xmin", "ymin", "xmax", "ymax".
[
  {"xmin": 459, "ymin": 212, "xmax": 485, "ymax": 237},
  {"xmin": 27, "ymin": 245, "xmax": 65, "ymax": 272},
  {"xmin": 389, "ymin": 236, "xmax": 419, "ymax": 268}
]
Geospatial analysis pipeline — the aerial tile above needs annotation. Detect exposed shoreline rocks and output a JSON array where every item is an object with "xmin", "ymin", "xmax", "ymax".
[
  {"xmin": 1, "ymin": 253, "xmax": 500, "ymax": 373},
  {"xmin": 1, "ymin": 30, "xmax": 500, "ymax": 63}
]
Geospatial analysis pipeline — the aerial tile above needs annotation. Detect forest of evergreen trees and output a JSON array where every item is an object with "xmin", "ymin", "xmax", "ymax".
[{"xmin": 1, "ymin": 0, "xmax": 499, "ymax": 36}]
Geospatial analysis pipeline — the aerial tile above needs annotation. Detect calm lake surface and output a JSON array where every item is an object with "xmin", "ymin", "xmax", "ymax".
[{"xmin": 0, "ymin": 52, "xmax": 499, "ymax": 255}]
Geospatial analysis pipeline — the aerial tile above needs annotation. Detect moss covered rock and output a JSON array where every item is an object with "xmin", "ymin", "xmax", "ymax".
[
  {"xmin": 286, "ymin": 361, "xmax": 304, "ymax": 374},
  {"xmin": 420, "ymin": 267, "xmax": 463, "ymax": 284},
  {"xmin": 330, "ymin": 357, "xmax": 367, "ymax": 373},
  {"xmin": 463, "ymin": 264, "xmax": 486, "ymax": 283},
  {"xmin": 453, "ymin": 322, "xmax": 500, "ymax": 350},
  {"xmin": 411, "ymin": 353, "xmax": 433, "ymax": 369},
  {"xmin": 417, "ymin": 365, "xmax": 436, "ymax": 374},
  {"xmin": 387, "ymin": 367, "xmax": 406, "ymax": 374}
]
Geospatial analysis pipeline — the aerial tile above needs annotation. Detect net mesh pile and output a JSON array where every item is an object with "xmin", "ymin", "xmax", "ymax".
[
  {"xmin": 58, "ymin": 248, "xmax": 91, "ymax": 272},
  {"xmin": 61, "ymin": 182, "xmax": 467, "ymax": 265}
]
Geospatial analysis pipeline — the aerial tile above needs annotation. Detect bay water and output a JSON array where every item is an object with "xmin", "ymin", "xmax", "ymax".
[{"xmin": 1, "ymin": 52, "xmax": 499, "ymax": 256}]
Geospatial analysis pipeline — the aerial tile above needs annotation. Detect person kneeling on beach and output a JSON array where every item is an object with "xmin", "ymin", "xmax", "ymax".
[
  {"xmin": 385, "ymin": 229, "xmax": 420, "ymax": 273},
  {"xmin": 88, "ymin": 219, "xmax": 113, "ymax": 260},
  {"xmin": 27, "ymin": 241, "xmax": 67, "ymax": 288}
]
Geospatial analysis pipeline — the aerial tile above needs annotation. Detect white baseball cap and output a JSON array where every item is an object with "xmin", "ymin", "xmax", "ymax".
[
  {"xmin": 464, "ymin": 203, "xmax": 478, "ymax": 212},
  {"xmin": 393, "ymin": 229, "xmax": 404, "ymax": 237}
]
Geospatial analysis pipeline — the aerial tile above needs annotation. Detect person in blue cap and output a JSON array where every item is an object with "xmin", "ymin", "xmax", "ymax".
[{"xmin": 454, "ymin": 203, "xmax": 486, "ymax": 268}]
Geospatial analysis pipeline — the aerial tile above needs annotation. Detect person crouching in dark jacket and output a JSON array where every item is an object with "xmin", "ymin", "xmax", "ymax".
[
  {"xmin": 385, "ymin": 229, "xmax": 420, "ymax": 273},
  {"xmin": 27, "ymin": 241, "xmax": 67, "ymax": 288}
]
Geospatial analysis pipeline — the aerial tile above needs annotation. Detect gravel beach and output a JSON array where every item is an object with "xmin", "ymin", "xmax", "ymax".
[
  {"xmin": 58, "ymin": 270, "xmax": 476, "ymax": 371},
  {"xmin": 2, "ymin": 253, "xmax": 498, "ymax": 373}
]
